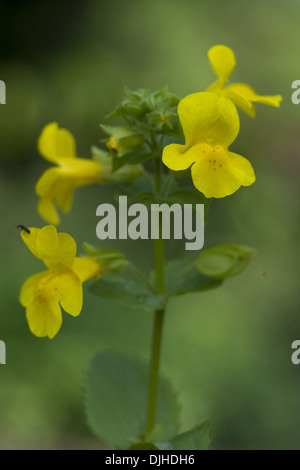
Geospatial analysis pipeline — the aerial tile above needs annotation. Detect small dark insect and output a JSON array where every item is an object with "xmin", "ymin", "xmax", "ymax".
[{"xmin": 16, "ymin": 225, "xmax": 30, "ymax": 234}]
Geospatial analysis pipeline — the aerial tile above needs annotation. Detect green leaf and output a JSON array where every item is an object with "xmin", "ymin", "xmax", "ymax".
[
  {"xmin": 114, "ymin": 176, "xmax": 154, "ymax": 204},
  {"xmin": 112, "ymin": 149, "xmax": 156, "ymax": 172},
  {"xmin": 99, "ymin": 124, "xmax": 139, "ymax": 140},
  {"xmin": 165, "ymin": 259, "xmax": 222, "ymax": 297},
  {"xmin": 159, "ymin": 188, "xmax": 211, "ymax": 224},
  {"xmin": 106, "ymin": 87, "xmax": 180, "ymax": 135},
  {"xmin": 85, "ymin": 350, "xmax": 180, "ymax": 449},
  {"xmin": 91, "ymin": 146, "xmax": 142, "ymax": 182},
  {"xmin": 154, "ymin": 421, "xmax": 211, "ymax": 450},
  {"xmin": 128, "ymin": 442, "xmax": 159, "ymax": 450},
  {"xmin": 196, "ymin": 244, "xmax": 257, "ymax": 280},
  {"xmin": 91, "ymin": 145, "xmax": 110, "ymax": 161},
  {"xmin": 89, "ymin": 273, "xmax": 164, "ymax": 311}
]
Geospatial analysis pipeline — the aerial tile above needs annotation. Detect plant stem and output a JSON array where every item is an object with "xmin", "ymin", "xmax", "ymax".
[
  {"xmin": 146, "ymin": 307, "xmax": 165, "ymax": 434},
  {"xmin": 146, "ymin": 157, "xmax": 166, "ymax": 435}
]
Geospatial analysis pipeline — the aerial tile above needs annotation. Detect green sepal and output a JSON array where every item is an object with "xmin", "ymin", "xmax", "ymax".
[
  {"xmin": 106, "ymin": 87, "xmax": 181, "ymax": 137},
  {"xmin": 91, "ymin": 145, "xmax": 142, "ymax": 182},
  {"xmin": 112, "ymin": 149, "xmax": 156, "ymax": 172},
  {"xmin": 100, "ymin": 124, "xmax": 144, "ymax": 156},
  {"xmin": 83, "ymin": 242, "xmax": 128, "ymax": 275}
]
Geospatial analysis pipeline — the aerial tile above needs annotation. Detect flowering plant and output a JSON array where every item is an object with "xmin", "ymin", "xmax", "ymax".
[{"xmin": 19, "ymin": 45, "xmax": 281, "ymax": 449}]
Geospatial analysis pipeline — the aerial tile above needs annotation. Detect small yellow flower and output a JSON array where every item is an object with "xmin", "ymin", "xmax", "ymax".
[
  {"xmin": 36, "ymin": 123, "xmax": 108, "ymax": 225},
  {"xmin": 19, "ymin": 226, "xmax": 101, "ymax": 339},
  {"xmin": 162, "ymin": 92, "xmax": 255, "ymax": 198},
  {"xmin": 206, "ymin": 45, "xmax": 282, "ymax": 117}
]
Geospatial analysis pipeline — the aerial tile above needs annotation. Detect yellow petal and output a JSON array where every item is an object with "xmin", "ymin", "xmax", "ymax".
[
  {"xmin": 36, "ymin": 226, "xmax": 77, "ymax": 269},
  {"xmin": 35, "ymin": 159, "xmax": 101, "ymax": 225},
  {"xmin": 190, "ymin": 147, "xmax": 255, "ymax": 198},
  {"xmin": 54, "ymin": 183, "xmax": 74, "ymax": 213},
  {"xmin": 38, "ymin": 195, "xmax": 60, "ymax": 226},
  {"xmin": 226, "ymin": 83, "xmax": 282, "ymax": 108},
  {"xmin": 38, "ymin": 122, "xmax": 76, "ymax": 163},
  {"xmin": 35, "ymin": 167, "xmax": 61, "ymax": 197},
  {"xmin": 21, "ymin": 227, "xmax": 41, "ymax": 259},
  {"xmin": 162, "ymin": 143, "xmax": 195, "ymax": 171},
  {"xmin": 19, "ymin": 271, "xmax": 48, "ymax": 306},
  {"xmin": 26, "ymin": 296, "xmax": 62, "ymax": 339},
  {"xmin": 206, "ymin": 80, "xmax": 223, "ymax": 95},
  {"xmin": 60, "ymin": 158, "xmax": 101, "ymax": 180},
  {"xmin": 178, "ymin": 92, "xmax": 240, "ymax": 148},
  {"xmin": 73, "ymin": 257, "xmax": 102, "ymax": 282},
  {"xmin": 36, "ymin": 173, "xmax": 74, "ymax": 225},
  {"xmin": 208, "ymin": 45, "xmax": 236, "ymax": 85},
  {"xmin": 57, "ymin": 271, "xmax": 83, "ymax": 317},
  {"xmin": 163, "ymin": 143, "xmax": 213, "ymax": 172},
  {"xmin": 223, "ymin": 87, "xmax": 256, "ymax": 118}
]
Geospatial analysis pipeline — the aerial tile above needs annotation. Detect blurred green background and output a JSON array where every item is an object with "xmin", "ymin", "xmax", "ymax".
[{"xmin": 0, "ymin": 0, "xmax": 299, "ymax": 449}]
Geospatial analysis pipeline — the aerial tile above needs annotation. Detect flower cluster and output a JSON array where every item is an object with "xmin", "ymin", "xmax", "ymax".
[{"xmin": 19, "ymin": 44, "xmax": 282, "ymax": 338}]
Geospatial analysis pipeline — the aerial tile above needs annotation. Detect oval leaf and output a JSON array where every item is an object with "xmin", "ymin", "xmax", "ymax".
[
  {"xmin": 196, "ymin": 244, "xmax": 257, "ymax": 280},
  {"xmin": 85, "ymin": 349, "xmax": 180, "ymax": 449},
  {"xmin": 154, "ymin": 421, "xmax": 211, "ymax": 450},
  {"xmin": 89, "ymin": 275, "xmax": 164, "ymax": 311}
]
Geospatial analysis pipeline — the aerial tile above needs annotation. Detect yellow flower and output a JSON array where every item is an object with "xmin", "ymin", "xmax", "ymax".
[
  {"xmin": 36, "ymin": 123, "xmax": 107, "ymax": 225},
  {"xmin": 19, "ymin": 226, "xmax": 101, "ymax": 339},
  {"xmin": 162, "ymin": 92, "xmax": 255, "ymax": 198},
  {"xmin": 206, "ymin": 45, "xmax": 282, "ymax": 117}
]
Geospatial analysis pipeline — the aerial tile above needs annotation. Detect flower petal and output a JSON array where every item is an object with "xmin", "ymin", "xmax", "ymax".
[
  {"xmin": 57, "ymin": 271, "xmax": 83, "ymax": 317},
  {"xmin": 226, "ymin": 83, "xmax": 282, "ymax": 108},
  {"xmin": 26, "ymin": 296, "xmax": 62, "ymax": 339},
  {"xmin": 38, "ymin": 195, "xmax": 60, "ymax": 226},
  {"xmin": 190, "ymin": 148, "xmax": 255, "ymax": 198},
  {"xmin": 178, "ymin": 92, "xmax": 240, "ymax": 148},
  {"xmin": 162, "ymin": 143, "xmax": 195, "ymax": 171},
  {"xmin": 223, "ymin": 87, "xmax": 256, "ymax": 117},
  {"xmin": 208, "ymin": 45, "xmax": 236, "ymax": 84},
  {"xmin": 21, "ymin": 228, "xmax": 41, "ymax": 259},
  {"xmin": 35, "ymin": 167, "xmax": 61, "ymax": 197},
  {"xmin": 60, "ymin": 158, "xmax": 102, "ymax": 181},
  {"xmin": 228, "ymin": 152, "xmax": 256, "ymax": 186},
  {"xmin": 73, "ymin": 257, "xmax": 102, "ymax": 282},
  {"xmin": 54, "ymin": 184, "xmax": 74, "ymax": 213},
  {"xmin": 19, "ymin": 271, "xmax": 48, "ymax": 306},
  {"xmin": 36, "ymin": 226, "xmax": 77, "ymax": 269},
  {"xmin": 36, "ymin": 159, "xmax": 101, "ymax": 224},
  {"xmin": 38, "ymin": 122, "xmax": 76, "ymax": 163}
]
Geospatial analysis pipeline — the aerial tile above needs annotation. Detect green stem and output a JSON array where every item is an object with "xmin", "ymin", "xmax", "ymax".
[
  {"xmin": 146, "ymin": 157, "xmax": 166, "ymax": 435},
  {"xmin": 161, "ymin": 171, "xmax": 175, "ymax": 196},
  {"xmin": 146, "ymin": 307, "xmax": 165, "ymax": 434}
]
